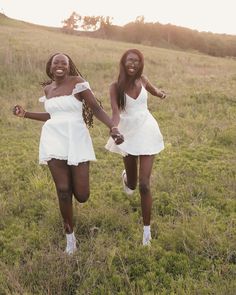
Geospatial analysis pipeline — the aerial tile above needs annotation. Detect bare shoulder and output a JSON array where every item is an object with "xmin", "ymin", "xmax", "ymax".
[
  {"xmin": 110, "ymin": 81, "xmax": 117, "ymax": 89},
  {"xmin": 141, "ymin": 75, "xmax": 149, "ymax": 87},
  {"xmin": 109, "ymin": 81, "xmax": 118, "ymax": 93},
  {"xmin": 43, "ymin": 84, "xmax": 52, "ymax": 96},
  {"xmin": 70, "ymin": 76, "xmax": 85, "ymax": 84}
]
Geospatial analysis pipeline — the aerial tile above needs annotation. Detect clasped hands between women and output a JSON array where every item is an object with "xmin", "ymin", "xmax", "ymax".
[{"xmin": 110, "ymin": 126, "xmax": 124, "ymax": 145}]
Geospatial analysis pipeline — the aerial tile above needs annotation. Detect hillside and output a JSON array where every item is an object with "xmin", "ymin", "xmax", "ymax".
[
  {"xmin": 0, "ymin": 15, "xmax": 236, "ymax": 294},
  {"xmin": 2, "ymin": 12, "xmax": 236, "ymax": 58},
  {"xmin": 90, "ymin": 22, "xmax": 236, "ymax": 58}
]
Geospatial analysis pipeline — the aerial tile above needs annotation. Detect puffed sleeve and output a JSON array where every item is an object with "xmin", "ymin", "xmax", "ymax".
[{"xmin": 72, "ymin": 82, "xmax": 91, "ymax": 95}]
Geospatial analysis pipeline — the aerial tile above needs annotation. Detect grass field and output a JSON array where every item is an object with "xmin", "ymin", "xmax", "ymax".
[{"xmin": 0, "ymin": 15, "xmax": 236, "ymax": 294}]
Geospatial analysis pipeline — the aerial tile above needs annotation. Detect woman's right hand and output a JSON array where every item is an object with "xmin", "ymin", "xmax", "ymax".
[{"xmin": 13, "ymin": 105, "xmax": 26, "ymax": 117}]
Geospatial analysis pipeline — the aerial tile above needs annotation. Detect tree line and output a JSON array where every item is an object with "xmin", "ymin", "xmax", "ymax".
[
  {"xmin": 62, "ymin": 12, "xmax": 112, "ymax": 33},
  {"xmin": 62, "ymin": 12, "xmax": 236, "ymax": 58}
]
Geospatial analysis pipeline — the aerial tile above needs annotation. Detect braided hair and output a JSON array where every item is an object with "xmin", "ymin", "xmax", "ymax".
[{"xmin": 41, "ymin": 53, "xmax": 94, "ymax": 128}]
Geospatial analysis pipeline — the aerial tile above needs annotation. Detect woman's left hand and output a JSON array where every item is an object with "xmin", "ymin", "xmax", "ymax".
[{"xmin": 110, "ymin": 128, "xmax": 124, "ymax": 145}]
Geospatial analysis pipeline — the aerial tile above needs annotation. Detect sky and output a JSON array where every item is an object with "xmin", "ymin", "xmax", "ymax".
[{"xmin": 1, "ymin": 0, "xmax": 235, "ymax": 35}]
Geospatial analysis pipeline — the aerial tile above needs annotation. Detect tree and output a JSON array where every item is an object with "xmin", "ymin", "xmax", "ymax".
[
  {"xmin": 100, "ymin": 16, "xmax": 113, "ymax": 27},
  {"xmin": 81, "ymin": 16, "xmax": 101, "ymax": 31},
  {"xmin": 135, "ymin": 15, "xmax": 145, "ymax": 23},
  {"xmin": 62, "ymin": 12, "xmax": 81, "ymax": 33},
  {"xmin": 81, "ymin": 16, "xmax": 113, "ymax": 31}
]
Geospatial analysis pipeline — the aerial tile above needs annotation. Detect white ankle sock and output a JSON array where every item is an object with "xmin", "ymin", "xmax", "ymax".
[
  {"xmin": 66, "ymin": 232, "xmax": 75, "ymax": 241},
  {"xmin": 65, "ymin": 232, "xmax": 77, "ymax": 254},
  {"xmin": 66, "ymin": 232, "xmax": 75, "ymax": 243},
  {"xmin": 143, "ymin": 226, "xmax": 151, "ymax": 246},
  {"xmin": 143, "ymin": 225, "xmax": 151, "ymax": 235}
]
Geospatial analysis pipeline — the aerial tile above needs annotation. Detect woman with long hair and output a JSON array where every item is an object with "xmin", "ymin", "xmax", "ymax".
[{"xmin": 105, "ymin": 49, "xmax": 166, "ymax": 246}]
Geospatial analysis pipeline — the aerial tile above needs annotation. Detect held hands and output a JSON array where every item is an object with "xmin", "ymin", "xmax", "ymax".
[
  {"xmin": 13, "ymin": 105, "xmax": 26, "ymax": 117},
  {"xmin": 110, "ymin": 127, "xmax": 124, "ymax": 145}
]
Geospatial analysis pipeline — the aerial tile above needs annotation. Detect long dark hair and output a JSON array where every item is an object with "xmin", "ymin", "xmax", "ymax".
[
  {"xmin": 41, "ymin": 53, "xmax": 94, "ymax": 128},
  {"xmin": 117, "ymin": 49, "xmax": 144, "ymax": 110}
]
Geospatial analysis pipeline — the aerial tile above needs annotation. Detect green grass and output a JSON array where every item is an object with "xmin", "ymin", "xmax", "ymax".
[{"xmin": 0, "ymin": 15, "xmax": 236, "ymax": 294}]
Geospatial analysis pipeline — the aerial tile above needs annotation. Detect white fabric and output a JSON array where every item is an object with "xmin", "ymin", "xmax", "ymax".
[
  {"xmin": 143, "ymin": 225, "xmax": 151, "ymax": 234},
  {"xmin": 72, "ymin": 81, "xmax": 91, "ymax": 95},
  {"xmin": 66, "ymin": 232, "xmax": 75, "ymax": 242},
  {"xmin": 105, "ymin": 85, "xmax": 164, "ymax": 156},
  {"xmin": 66, "ymin": 232, "xmax": 77, "ymax": 254},
  {"xmin": 39, "ymin": 81, "xmax": 96, "ymax": 165},
  {"xmin": 143, "ymin": 230, "xmax": 152, "ymax": 246}
]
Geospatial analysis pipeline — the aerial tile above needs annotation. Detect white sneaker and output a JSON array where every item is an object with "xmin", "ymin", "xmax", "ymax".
[
  {"xmin": 121, "ymin": 170, "xmax": 134, "ymax": 195},
  {"xmin": 142, "ymin": 232, "xmax": 152, "ymax": 246}
]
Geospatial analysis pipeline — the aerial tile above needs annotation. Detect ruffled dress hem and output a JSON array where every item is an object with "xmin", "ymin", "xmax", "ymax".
[
  {"xmin": 105, "ymin": 141, "xmax": 164, "ymax": 157},
  {"xmin": 39, "ymin": 155, "xmax": 96, "ymax": 166}
]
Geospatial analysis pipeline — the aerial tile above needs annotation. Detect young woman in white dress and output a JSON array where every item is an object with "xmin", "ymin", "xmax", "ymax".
[
  {"xmin": 105, "ymin": 49, "xmax": 166, "ymax": 246},
  {"xmin": 13, "ymin": 53, "xmax": 123, "ymax": 254}
]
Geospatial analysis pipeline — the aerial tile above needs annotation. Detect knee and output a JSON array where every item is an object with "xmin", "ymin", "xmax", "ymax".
[
  {"xmin": 139, "ymin": 182, "xmax": 150, "ymax": 195},
  {"xmin": 74, "ymin": 191, "xmax": 90, "ymax": 203},
  {"xmin": 57, "ymin": 187, "xmax": 72, "ymax": 202}
]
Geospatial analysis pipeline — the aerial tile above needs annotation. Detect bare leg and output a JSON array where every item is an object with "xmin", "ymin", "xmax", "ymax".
[
  {"xmin": 71, "ymin": 162, "xmax": 90, "ymax": 203},
  {"xmin": 48, "ymin": 159, "xmax": 73, "ymax": 234},
  {"xmin": 139, "ymin": 155, "xmax": 155, "ymax": 226},
  {"xmin": 123, "ymin": 155, "xmax": 138, "ymax": 190}
]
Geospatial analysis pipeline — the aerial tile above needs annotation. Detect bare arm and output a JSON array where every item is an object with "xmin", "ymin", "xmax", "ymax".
[
  {"xmin": 109, "ymin": 82, "xmax": 121, "ymax": 127},
  {"xmin": 13, "ymin": 105, "xmax": 50, "ymax": 121},
  {"xmin": 141, "ymin": 75, "xmax": 167, "ymax": 99},
  {"xmin": 77, "ymin": 89, "xmax": 124, "ymax": 145}
]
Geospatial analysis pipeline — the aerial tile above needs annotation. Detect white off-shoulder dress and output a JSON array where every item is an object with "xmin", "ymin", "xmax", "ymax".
[
  {"xmin": 39, "ymin": 81, "xmax": 96, "ymax": 165},
  {"xmin": 105, "ymin": 85, "xmax": 164, "ymax": 156}
]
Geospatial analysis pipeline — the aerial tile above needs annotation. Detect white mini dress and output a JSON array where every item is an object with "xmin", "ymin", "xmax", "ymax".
[
  {"xmin": 39, "ymin": 81, "xmax": 96, "ymax": 165},
  {"xmin": 105, "ymin": 85, "xmax": 164, "ymax": 156}
]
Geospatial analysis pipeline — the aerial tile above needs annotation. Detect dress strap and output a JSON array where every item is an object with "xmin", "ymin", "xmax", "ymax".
[{"xmin": 72, "ymin": 81, "xmax": 91, "ymax": 95}]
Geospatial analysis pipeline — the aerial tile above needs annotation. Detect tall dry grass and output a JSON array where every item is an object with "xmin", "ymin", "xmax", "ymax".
[{"xmin": 0, "ymin": 15, "xmax": 236, "ymax": 294}]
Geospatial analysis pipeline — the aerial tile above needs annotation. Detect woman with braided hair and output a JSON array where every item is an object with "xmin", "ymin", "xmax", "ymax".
[{"xmin": 13, "ymin": 53, "xmax": 123, "ymax": 254}]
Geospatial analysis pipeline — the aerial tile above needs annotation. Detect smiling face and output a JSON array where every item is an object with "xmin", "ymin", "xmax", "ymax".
[
  {"xmin": 124, "ymin": 52, "xmax": 141, "ymax": 76},
  {"xmin": 50, "ymin": 54, "xmax": 70, "ymax": 78}
]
